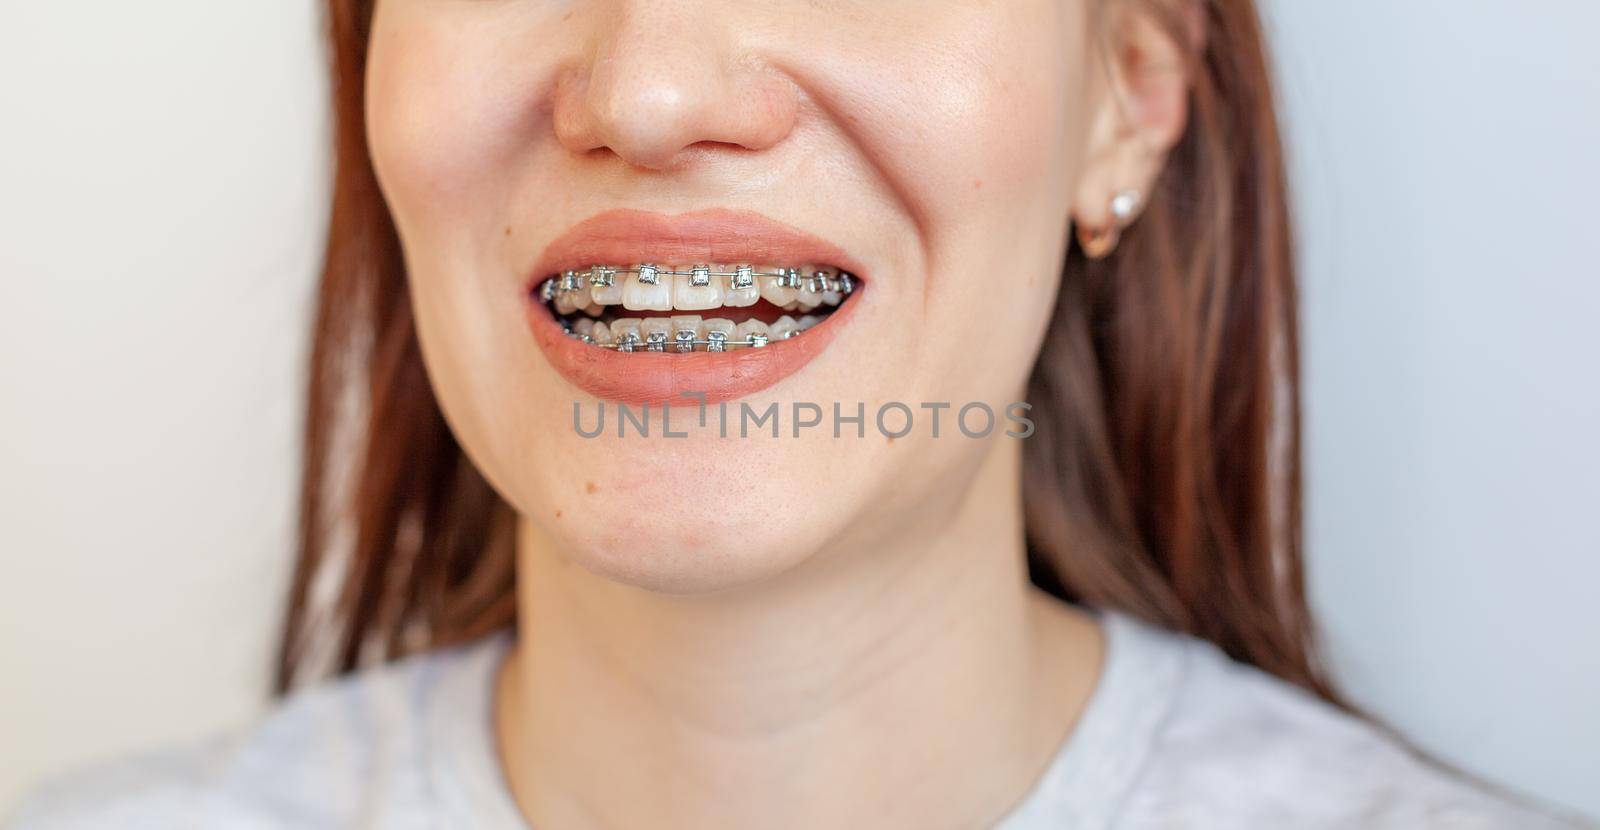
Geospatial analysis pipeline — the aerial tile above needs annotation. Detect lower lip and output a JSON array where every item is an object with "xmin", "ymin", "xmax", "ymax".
[{"xmin": 525, "ymin": 296, "xmax": 860, "ymax": 407}]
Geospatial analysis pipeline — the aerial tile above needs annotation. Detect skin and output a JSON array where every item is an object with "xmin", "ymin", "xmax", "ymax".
[{"xmin": 366, "ymin": 1, "xmax": 1192, "ymax": 827}]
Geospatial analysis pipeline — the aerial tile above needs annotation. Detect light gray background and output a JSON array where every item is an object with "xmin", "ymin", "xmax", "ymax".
[{"xmin": 2, "ymin": 0, "xmax": 1596, "ymax": 818}]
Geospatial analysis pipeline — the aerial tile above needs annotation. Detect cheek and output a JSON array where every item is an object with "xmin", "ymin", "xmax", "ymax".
[
  {"xmin": 838, "ymin": 3, "xmax": 1089, "ymax": 397},
  {"xmin": 363, "ymin": 10, "xmax": 559, "ymax": 504},
  {"xmin": 365, "ymin": 11, "xmax": 539, "ymax": 237},
  {"xmin": 853, "ymin": 3, "xmax": 1088, "ymax": 228}
]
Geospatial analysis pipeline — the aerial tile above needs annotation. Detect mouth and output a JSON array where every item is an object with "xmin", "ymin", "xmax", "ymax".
[
  {"xmin": 524, "ymin": 209, "xmax": 868, "ymax": 406},
  {"xmin": 533, "ymin": 264, "xmax": 857, "ymax": 353}
]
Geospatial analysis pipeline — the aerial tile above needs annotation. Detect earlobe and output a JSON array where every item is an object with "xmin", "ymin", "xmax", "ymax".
[
  {"xmin": 1075, "ymin": 187, "xmax": 1142, "ymax": 259},
  {"xmin": 1079, "ymin": 187, "xmax": 1144, "ymax": 259}
]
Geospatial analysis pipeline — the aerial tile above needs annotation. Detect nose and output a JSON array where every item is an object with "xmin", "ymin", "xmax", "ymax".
[{"xmin": 552, "ymin": 4, "xmax": 799, "ymax": 170}]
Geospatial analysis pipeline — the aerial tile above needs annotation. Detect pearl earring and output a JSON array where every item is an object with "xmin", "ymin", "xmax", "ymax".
[
  {"xmin": 1078, "ymin": 188, "xmax": 1142, "ymax": 260},
  {"xmin": 1110, "ymin": 188, "xmax": 1141, "ymax": 222}
]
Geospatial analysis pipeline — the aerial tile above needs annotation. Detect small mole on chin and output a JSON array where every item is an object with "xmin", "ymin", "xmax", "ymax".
[
  {"xmin": 585, "ymin": 481, "xmax": 598, "ymax": 494},
  {"xmin": 554, "ymin": 509, "xmax": 563, "ymax": 519}
]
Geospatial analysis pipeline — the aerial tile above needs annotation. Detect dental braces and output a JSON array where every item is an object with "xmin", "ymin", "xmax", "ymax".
[
  {"xmin": 563, "ymin": 327, "xmax": 788, "ymax": 352},
  {"xmin": 537, "ymin": 264, "xmax": 858, "ymax": 302},
  {"xmin": 560, "ymin": 318, "xmax": 817, "ymax": 352}
]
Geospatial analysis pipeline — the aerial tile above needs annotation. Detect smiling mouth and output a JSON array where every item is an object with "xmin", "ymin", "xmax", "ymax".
[
  {"xmin": 533, "ymin": 263, "xmax": 860, "ymax": 353},
  {"xmin": 523, "ymin": 208, "xmax": 866, "ymax": 405}
]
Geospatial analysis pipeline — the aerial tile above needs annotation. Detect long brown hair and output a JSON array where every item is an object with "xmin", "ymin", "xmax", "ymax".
[{"xmin": 277, "ymin": 0, "xmax": 1338, "ymax": 701}]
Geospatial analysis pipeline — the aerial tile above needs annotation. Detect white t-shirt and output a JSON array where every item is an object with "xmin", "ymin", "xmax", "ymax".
[{"xmin": 9, "ymin": 612, "xmax": 1588, "ymax": 829}]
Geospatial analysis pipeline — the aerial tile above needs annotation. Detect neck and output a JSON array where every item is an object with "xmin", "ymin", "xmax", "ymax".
[{"xmin": 497, "ymin": 438, "xmax": 1103, "ymax": 830}]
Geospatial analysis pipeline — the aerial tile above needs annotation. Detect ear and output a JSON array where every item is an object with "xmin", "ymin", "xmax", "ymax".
[{"xmin": 1072, "ymin": 1, "xmax": 1201, "ymax": 250}]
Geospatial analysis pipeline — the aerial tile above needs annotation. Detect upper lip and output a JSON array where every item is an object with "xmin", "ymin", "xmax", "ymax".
[{"xmin": 531, "ymin": 208, "xmax": 867, "ymax": 286}]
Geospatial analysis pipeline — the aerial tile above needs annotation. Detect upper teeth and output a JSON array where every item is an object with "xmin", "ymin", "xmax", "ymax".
[{"xmin": 540, "ymin": 264, "xmax": 856, "ymax": 314}]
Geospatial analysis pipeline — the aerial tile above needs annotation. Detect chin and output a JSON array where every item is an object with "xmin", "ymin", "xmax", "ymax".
[{"xmin": 526, "ymin": 475, "xmax": 846, "ymax": 595}]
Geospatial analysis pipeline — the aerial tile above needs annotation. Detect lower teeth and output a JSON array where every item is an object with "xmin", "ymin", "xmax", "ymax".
[{"xmin": 563, "ymin": 314, "xmax": 824, "ymax": 353}]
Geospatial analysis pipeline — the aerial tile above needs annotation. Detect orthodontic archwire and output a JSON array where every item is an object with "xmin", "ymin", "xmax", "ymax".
[
  {"xmin": 584, "ymin": 330, "xmax": 775, "ymax": 353},
  {"xmin": 536, "ymin": 264, "xmax": 858, "ymax": 301}
]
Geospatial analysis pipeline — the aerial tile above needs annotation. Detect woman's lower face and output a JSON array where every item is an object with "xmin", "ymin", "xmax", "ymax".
[{"xmin": 366, "ymin": 0, "xmax": 1096, "ymax": 592}]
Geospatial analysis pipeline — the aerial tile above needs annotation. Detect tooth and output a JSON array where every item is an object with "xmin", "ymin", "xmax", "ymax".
[
  {"xmin": 734, "ymin": 319, "xmax": 769, "ymax": 349},
  {"xmin": 611, "ymin": 318, "xmax": 642, "ymax": 352},
  {"xmin": 553, "ymin": 291, "xmax": 578, "ymax": 315},
  {"xmin": 796, "ymin": 270, "xmax": 826, "ymax": 311},
  {"xmin": 701, "ymin": 317, "xmax": 735, "ymax": 337},
  {"xmin": 723, "ymin": 283, "xmax": 759, "ymax": 307},
  {"xmin": 769, "ymin": 315, "xmax": 799, "ymax": 341},
  {"xmin": 590, "ymin": 320, "xmax": 614, "ymax": 346},
  {"xmin": 670, "ymin": 315, "xmax": 702, "ymax": 353},
  {"xmin": 640, "ymin": 318, "xmax": 672, "ymax": 352},
  {"xmin": 573, "ymin": 318, "xmax": 595, "ymax": 337},
  {"xmin": 758, "ymin": 265, "xmax": 798, "ymax": 308},
  {"xmin": 716, "ymin": 263, "xmax": 757, "ymax": 307},
  {"xmin": 819, "ymin": 275, "xmax": 844, "ymax": 307},
  {"xmin": 797, "ymin": 315, "xmax": 822, "ymax": 331},
  {"xmin": 702, "ymin": 318, "xmax": 735, "ymax": 352},
  {"xmin": 591, "ymin": 274, "xmax": 624, "ymax": 306},
  {"xmin": 674, "ymin": 271, "xmax": 725, "ymax": 311},
  {"xmin": 623, "ymin": 269, "xmax": 673, "ymax": 311}
]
